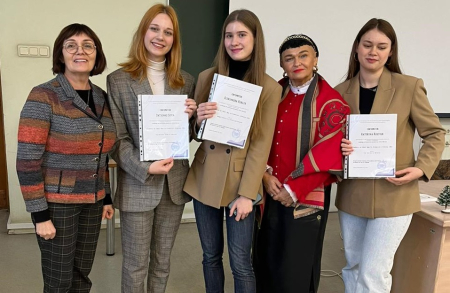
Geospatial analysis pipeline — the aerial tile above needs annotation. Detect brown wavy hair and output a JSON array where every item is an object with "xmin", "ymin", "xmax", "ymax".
[
  {"xmin": 200, "ymin": 9, "xmax": 266, "ymax": 138},
  {"xmin": 53, "ymin": 23, "xmax": 106, "ymax": 76},
  {"xmin": 119, "ymin": 4, "xmax": 184, "ymax": 88},
  {"xmin": 345, "ymin": 18, "xmax": 402, "ymax": 80}
]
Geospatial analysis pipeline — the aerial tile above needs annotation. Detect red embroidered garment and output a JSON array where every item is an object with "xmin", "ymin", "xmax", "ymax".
[{"xmin": 268, "ymin": 76, "xmax": 350, "ymax": 217}]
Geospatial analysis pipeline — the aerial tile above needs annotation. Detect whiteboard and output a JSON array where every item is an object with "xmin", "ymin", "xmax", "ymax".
[{"xmin": 230, "ymin": 0, "xmax": 450, "ymax": 114}]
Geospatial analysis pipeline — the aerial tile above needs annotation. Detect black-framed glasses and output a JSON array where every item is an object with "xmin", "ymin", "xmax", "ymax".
[{"xmin": 63, "ymin": 42, "xmax": 96, "ymax": 55}]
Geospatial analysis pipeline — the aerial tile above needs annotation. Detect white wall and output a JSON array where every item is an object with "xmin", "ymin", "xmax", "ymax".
[
  {"xmin": 230, "ymin": 0, "xmax": 450, "ymax": 113},
  {"xmin": 0, "ymin": 0, "xmax": 171, "ymax": 228},
  {"xmin": 3, "ymin": 0, "xmax": 449, "ymax": 228}
]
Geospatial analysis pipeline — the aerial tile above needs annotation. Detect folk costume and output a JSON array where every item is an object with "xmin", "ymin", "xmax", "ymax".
[{"xmin": 254, "ymin": 34, "xmax": 350, "ymax": 293}]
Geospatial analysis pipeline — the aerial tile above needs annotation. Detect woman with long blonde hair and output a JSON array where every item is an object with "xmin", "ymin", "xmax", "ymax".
[{"xmin": 107, "ymin": 4, "xmax": 196, "ymax": 292}]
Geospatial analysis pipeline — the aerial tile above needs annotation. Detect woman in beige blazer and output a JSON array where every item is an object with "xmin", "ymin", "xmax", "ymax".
[
  {"xmin": 336, "ymin": 18, "xmax": 445, "ymax": 293},
  {"xmin": 183, "ymin": 9, "xmax": 281, "ymax": 293},
  {"xmin": 107, "ymin": 4, "xmax": 197, "ymax": 293}
]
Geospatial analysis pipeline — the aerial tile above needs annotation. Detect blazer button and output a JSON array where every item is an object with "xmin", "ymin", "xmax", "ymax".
[
  {"xmin": 93, "ymin": 157, "xmax": 99, "ymax": 162},
  {"xmin": 92, "ymin": 174, "xmax": 98, "ymax": 178},
  {"xmin": 98, "ymin": 142, "xmax": 103, "ymax": 147},
  {"xmin": 226, "ymin": 149, "xmax": 230, "ymax": 154},
  {"xmin": 210, "ymin": 145, "xmax": 215, "ymax": 150},
  {"xmin": 98, "ymin": 124, "xmax": 104, "ymax": 130}
]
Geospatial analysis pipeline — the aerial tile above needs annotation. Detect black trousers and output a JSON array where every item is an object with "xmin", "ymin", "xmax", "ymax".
[
  {"xmin": 254, "ymin": 186, "xmax": 331, "ymax": 293},
  {"xmin": 33, "ymin": 201, "xmax": 103, "ymax": 293}
]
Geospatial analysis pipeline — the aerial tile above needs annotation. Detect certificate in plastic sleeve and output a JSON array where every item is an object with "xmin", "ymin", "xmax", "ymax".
[
  {"xmin": 344, "ymin": 114, "xmax": 397, "ymax": 179},
  {"xmin": 197, "ymin": 74, "xmax": 262, "ymax": 149},
  {"xmin": 138, "ymin": 95, "xmax": 189, "ymax": 161}
]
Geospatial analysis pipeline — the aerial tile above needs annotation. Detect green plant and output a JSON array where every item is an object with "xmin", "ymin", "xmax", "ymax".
[{"xmin": 436, "ymin": 185, "xmax": 450, "ymax": 210}]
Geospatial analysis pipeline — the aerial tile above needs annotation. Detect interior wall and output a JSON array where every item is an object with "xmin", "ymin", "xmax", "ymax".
[
  {"xmin": 0, "ymin": 0, "xmax": 165, "ymax": 226},
  {"xmin": 230, "ymin": 0, "xmax": 450, "ymax": 210},
  {"xmin": 230, "ymin": 0, "xmax": 450, "ymax": 113}
]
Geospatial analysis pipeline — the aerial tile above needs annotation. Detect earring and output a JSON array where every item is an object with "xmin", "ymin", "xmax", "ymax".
[
  {"xmin": 386, "ymin": 57, "xmax": 392, "ymax": 66},
  {"xmin": 354, "ymin": 53, "xmax": 359, "ymax": 62},
  {"xmin": 313, "ymin": 65, "xmax": 319, "ymax": 72},
  {"xmin": 283, "ymin": 72, "xmax": 287, "ymax": 78}
]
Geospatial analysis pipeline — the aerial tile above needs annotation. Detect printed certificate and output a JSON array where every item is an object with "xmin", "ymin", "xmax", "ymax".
[
  {"xmin": 344, "ymin": 114, "xmax": 397, "ymax": 179},
  {"xmin": 197, "ymin": 74, "xmax": 262, "ymax": 149},
  {"xmin": 138, "ymin": 95, "xmax": 189, "ymax": 161}
]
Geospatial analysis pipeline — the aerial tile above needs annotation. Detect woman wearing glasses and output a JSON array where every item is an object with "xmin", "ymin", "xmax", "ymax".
[{"xmin": 16, "ymin": 23, "xmax": 116, "ymax": 292}]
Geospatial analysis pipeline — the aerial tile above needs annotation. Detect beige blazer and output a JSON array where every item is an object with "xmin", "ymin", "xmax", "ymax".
[
  {"xmin": 335, "ymin": 68, "xmax": 445, "ymax": 218},
  {"xmin": 183, "ymin": 68, "xmax": 282, "ymax": 208}
]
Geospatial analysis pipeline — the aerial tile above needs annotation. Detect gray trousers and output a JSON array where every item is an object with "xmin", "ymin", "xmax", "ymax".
[
  {"xmin": 120, "ymin": 181, "xmax": 185, "ymax": 293},
  {"xmin": 34, "ymin": 201, "xmax": 103, "ymax": 293}
]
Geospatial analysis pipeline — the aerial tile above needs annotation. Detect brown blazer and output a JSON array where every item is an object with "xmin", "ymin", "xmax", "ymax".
[
  {"xmin": 335, "ymin": 68, "xmax": 445, "ymax": 218},
  {"xmin": 183, "ymin": 68, "xmax": 282, "ymax": 208}
]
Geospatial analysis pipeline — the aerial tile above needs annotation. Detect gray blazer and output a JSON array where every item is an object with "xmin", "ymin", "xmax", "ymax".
[{"xmin": 107, "ymin": 68, "xmax": 195, "ymax": 212}]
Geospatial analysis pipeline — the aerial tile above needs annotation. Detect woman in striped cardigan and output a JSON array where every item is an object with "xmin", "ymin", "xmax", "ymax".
[{"xmin": 16, "ymin": 24, "xmax": 116, "ymax": 292}]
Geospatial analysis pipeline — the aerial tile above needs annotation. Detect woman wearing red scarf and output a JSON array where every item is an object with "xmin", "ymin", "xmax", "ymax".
[{"xmin": 253, "ymin": 34, "xmax": 350, "ymax": 293}]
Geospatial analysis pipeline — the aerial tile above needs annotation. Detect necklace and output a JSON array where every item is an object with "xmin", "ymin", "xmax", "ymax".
[{"xmin": 148, "ymin": 75, "xmax": 165, "ymax": 85}]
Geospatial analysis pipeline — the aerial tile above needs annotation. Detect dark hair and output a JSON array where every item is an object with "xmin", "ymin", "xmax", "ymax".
[
  {"xmin": 52, "ymin": 23, "xmax": 106, "ymax": 76},
  {"xmin": 345, "ymin": 18, "xmax": 402, "ymax": 80},
  {"xmin": 279, "ymin": 34, "xmax": 319, "ymax": 57}
]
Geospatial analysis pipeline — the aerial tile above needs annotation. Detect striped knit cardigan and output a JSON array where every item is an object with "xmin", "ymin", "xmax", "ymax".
[{"xmin": 16, "ymin": 74, "xmax": 116, "ymax": 213}]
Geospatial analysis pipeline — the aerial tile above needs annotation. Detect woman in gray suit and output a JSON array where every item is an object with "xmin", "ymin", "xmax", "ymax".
[
  {"xmin": 337, "ymin": 18, "xmax": 445, "ymax": 293},
  {"xmin": 107, "ymin": 4, "xmax": 196, "ymax": 293}
]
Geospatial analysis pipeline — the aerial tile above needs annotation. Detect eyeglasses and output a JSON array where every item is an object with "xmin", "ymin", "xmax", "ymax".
[{"xmin": 63, "ymin": 42, "xmax": 96, "ymax": 55}]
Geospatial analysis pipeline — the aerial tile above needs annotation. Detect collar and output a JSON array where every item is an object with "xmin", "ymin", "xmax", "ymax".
[
  {"xmin": 289, "ymin": 74, "xmax": 315, "ymax": 95},
  {"xmin": 148, "ymin": 59, "xmax": 166, "ymax": 71}
]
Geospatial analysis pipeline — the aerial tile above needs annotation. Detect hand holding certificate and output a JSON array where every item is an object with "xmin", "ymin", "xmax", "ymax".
[
  {"xmin": 138, "ymin": 95, "xmax": 189, "ymax": 161},
  {"xmin": 197, "ymin": 74, "xmax": 262, "ymax": 149},
  {"xmin": 344, "ymin": 114, "xmax": 397, "ymax": 179}
]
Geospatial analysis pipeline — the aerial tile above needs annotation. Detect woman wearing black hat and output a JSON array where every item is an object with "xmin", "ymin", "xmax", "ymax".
[{"xmin": 253, "ymin": 34, "xmax": 350, "ymax": 293}]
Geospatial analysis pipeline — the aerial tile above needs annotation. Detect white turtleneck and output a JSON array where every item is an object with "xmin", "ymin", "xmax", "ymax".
[
  {"xmin": 147, "ymin": 59, "xmax": 166, "ymax": 95},
  {"xmin": 289, "ymin": 74, "xmax": 315, "ymax": 95}
]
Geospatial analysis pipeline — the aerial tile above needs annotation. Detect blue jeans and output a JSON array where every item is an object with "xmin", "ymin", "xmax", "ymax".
[
  {"xmin": 193, "ymin": 199, "xmax": 256, "ymax": 293},
  {"xmin": 339, "ymin": 211, "xmax": 412, "ymax": 293}
]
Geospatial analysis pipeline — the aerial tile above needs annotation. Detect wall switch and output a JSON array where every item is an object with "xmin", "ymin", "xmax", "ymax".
[
  {"xmin": 18, "ymin": 46, "xmax": 29, "ymax": 56},
  {"xmin": 29, "ymin": 47, "xmax": 38, "ymax": 56},
  {"xmin": 39, "ymin": 47, "xmax": 49, "ymax": 57},
  {"xmin": 17, "ymin": 45, "xmax": 50, "ymax": 58}
]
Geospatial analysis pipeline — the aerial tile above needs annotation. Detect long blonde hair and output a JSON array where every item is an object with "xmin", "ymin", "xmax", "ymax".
[{"xmin": 119, "ymin": 4, "xmax": 184, "ymax": 88}]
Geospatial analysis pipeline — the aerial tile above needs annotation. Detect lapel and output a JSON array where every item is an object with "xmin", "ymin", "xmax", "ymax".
[
  {"xmin": 342, "ymin": 68, "xmax": 396, "ymax": 114},
  {"xmin": 131, "ymin": 76, "xmax": 153, "ymax": 96},
  {"xmin": 343, "ymin": 73, "xmax": 361, "ymax": 114},
  {"xmin": 56, "ymin": 74, "xmax": 103, "ymax": 121},
  {"xmin": 370, "ymin": 68, "xmax": 395, "ymax": 114}
]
